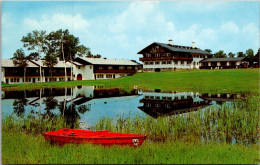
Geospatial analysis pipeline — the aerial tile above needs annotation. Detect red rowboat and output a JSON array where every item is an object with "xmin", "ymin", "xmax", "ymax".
[{"xmin": 43, "ymin": 128, "xmax": 146, "ymax": 147}]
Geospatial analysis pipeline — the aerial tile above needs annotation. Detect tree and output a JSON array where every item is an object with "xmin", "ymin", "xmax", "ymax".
[
  {"xmin": 204, "ymin": 49, "xmax": 212, "ymax": 54},
  {"xmin": 245, "ymin": 49, "xmax": 254, "ymax": 60},
  {"xmin": 12, "ymin": 49, "xmax": 30, "ymax": 82},
  {"xmin": 21, "ymin": 30, "xmax": 47, "ymax": 82},
  {"xmin": 46, "ymin": 29, "xmax": 87, "ymax": 81},
  {"xmin": 43, "ymin": 54, "xmax": 58, "ymax": 81},
  {"xmin": 237, "ymin": 51, "xmax": 246, "ymax": 57},
  {"xmin": 214, "ymin": 50, "xmax": 227, "ymax": 58},
  {"xmin": 228, "ymin": 52, "xmax": 235, "ymax": 58}
]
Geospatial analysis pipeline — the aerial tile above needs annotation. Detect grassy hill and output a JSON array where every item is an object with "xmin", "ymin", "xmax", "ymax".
[{"xmin": 2, "ymin": 69, "xmax": 259, "ymax": 93}]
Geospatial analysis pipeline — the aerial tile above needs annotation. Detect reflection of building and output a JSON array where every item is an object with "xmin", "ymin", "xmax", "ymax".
[
  {"xmin": 71, "ymin": 86, "xmax": 140, "ymax": 105},
  {"xmin": 137, "ymin": 41, "xmax": 212, "ymax": 71},
  {"xmin": 200, "ymin": 93, "xmax": 245, "ymax": 103},
  {"xmin": 72, "ymin": 57, "xmax": 142, "ymax": 80},
  {"xmin": 199, "ymin": 57, "xmax": 249, "ymax": 69},
  {"xmin": 138, "ymin": 90, "xmax": 211, "ymax": 118},
  {"xmin": 1, "ymin": 59, "xmax": 71, "ymax": 84}
]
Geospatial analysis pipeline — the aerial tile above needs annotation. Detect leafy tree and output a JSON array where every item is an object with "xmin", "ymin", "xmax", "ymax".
[
  {"xmin": 12, "ymin": 49, "xmax": 30, "ymax": 82},
  {"xmin": 46, "ymin": 29, "xmax": 90, "ymax": 81},
  {"xmin": 204, "ymin": 49, "xmax": 212, "ymax": 54},
  {"xmin": 43, "ymin": 54, "xmax": 58, "ymax": 81},
  {"xmin": 228, "ymin": 52, "xmax": 235, "ymax": 58},
  {"xmin": 214, "ymin": 50, "xmax": 227, "ymax": 58},
  {"xmin": 13, "ymin": 98, "xmax": 28, "ymax": 117},
  {"xmin": 237, "ymin": 51, "xmax": 246, "ymax": 57},
  {"xmin": 21, "ymin": 30, "xmax": 47, "ymax": 82},
  {"xmin": 245, "ymin": 49, "xmax": 254, "ymax": 60}
]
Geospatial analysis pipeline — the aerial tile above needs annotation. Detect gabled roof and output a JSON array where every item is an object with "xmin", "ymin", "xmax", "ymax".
[
  {"xmin": 30, "ymin": 60, "xmax": 71, "ymax": 68},
  {"xmin": 137, "ymin": 42, "xmax": 212, "ymax": 55},
  {"xmin": 1, "ymin": 59, "xmax": 39, "ymax": 67},
  {"xmin": 74, "ymin": 57, "xmax": 141, "ymax": 66},
  {"xmin": 200, "ymin": 57, "xmax": 247, "ymax": 62}
]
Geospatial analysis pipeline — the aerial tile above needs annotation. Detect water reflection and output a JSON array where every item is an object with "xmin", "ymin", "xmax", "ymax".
[
  {"xmin": 1, "ymin": 86, "xmax": 245, "ymax": 126},
  {"xmin": 139, "ymin": 90, "xmax": 211, "ymax": 118}
]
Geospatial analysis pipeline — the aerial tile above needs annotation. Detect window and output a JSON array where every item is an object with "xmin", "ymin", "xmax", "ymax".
[
  {"xmin": 97, "ymin": 74, "xmax": 104, "ymax": 78},
  {"xmin": 181, "ymin": 61, "xmax": 184, "ymax": 65},
  {"xmin": 108, "ymin": 66, "xmax": 113, "ymax": 70},
  {"xmin": 78, "ymin": 66, "xmax": 80, "ymax": 69},
  {"xmin": 167, "ymin": 97, "xmax": 172, "ymax": 100},
  {"xmin": 144, "ymin": 62, "xmax": 149, "ymax": 65},
  {"xmin": 146, "ymin": 54, "xmax": 151, "ymax": 57},
  {"xmin": 90, "ymin": 66, "xmax": 92, "ymax": 69},
  {"xmin": 149, "ymin": 62, "xmax": 154, "ymax": 65},
  {"xmin": 155, "ymin": 54, "xmax": 160, "ymax": 57},
  {"xmin": 155, "ymin": 61, "xmax": 160, "ymax": 65},
  {"xmin": 17, "ymin": 78, "xmax": 19, "ymax": 82},
  {"xmin": 150, "ymin": 96, "xmax": 154, "ymax": 99},
  {"xmin": 167, "ymin": 61, "xmax": 172, "ymax": 64},
  {"xmin": 11, "ymin": 79, "xmax": 13, "ymax": 82},
  {"xmin": 145, "ymin": 96, "xmax": 149, "ymax": 99},
  {"xmin": 106, "ymin": 74, "xmax": 112, "ymax": 78},
  {"xmin": 165, "ymin": 53, "xmax": 170, "ymax": 57},
  {"xmin": 98, "ymin": 66, "xmax": 103, "ymax": 70},
  {"xmin": 155, "ymin": 104, "xmax": 160, "ymax": 107},
  {"xmin": 162, "ymin": 97, "xmax": 167, "ymax": 100},
  {"xmin": 162, "ymin": 61, "xmax": 166, "ymax": 65},
  {"xmin": 146, "ymin": 103, "xmax": 152, "ymax": 107},
  {"xmin": 155, "ymin": 96, "xmax": 160, "ymax": 100},
  {"xmin": 165, "ymin": 104, "xmax": 171, "ymax": 108},
  {"xmin": 38, "ymin": 78, "xmax": 40, "ymax": 81},
  {"xmin": 119, "ymin": 66, "xmax": 125, "ymax": 70},
  {"xmin": 127, "ymin": 66, "xmax": 132, "ymax": 70}
]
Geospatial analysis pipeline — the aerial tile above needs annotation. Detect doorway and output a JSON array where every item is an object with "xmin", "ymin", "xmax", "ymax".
[{"xmin": 77, "ymin": 74, "xmax": 82, "ymax": 80}]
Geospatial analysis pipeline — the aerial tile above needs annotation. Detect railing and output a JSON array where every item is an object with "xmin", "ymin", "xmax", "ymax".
[
  {"xmin": 94, "ymin": 69, "xmax": 137, "ymax": 73},
  {"xmin": 139, "ymin": 57, "xmax": 193, "ymax": 61}
]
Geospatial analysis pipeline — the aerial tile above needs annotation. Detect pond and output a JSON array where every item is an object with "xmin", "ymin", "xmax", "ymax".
[{"xmin": 1, "ymin": 86, "xmax": 246, "ymax": 128}]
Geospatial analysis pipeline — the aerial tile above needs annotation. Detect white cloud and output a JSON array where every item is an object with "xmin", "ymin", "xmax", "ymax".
[
  {"xmin": 23, "ymin": 13, "xmax": 90, "ymax": 33},
  {"xmin": 221, "ymin": 21, "xmax": 239, "ymax": 33}
]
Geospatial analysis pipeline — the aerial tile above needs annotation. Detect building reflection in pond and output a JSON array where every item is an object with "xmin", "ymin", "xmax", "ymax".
[
  {"xmin": 1, "ymin": 87, "xmax": 245, "ymax": 126},
  {"xmin": 138, "ymin": 90, "xmax": 211, "ymax": 118}
]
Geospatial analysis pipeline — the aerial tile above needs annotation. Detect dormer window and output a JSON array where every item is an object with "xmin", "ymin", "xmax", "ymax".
[
  {"xmin": 146, "ymin": 54, "xmax": 151, "ymax": 57},
  {"xmin": 155, "ymin": 53, "xmax": 160, "ymax": 57}
]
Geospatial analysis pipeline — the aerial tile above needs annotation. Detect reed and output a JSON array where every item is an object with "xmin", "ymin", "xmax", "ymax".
[
  {"xmin": 95, "ymin": 95, "xmax": 259, "ymax": 144},
  {"xmin": 2, "ymin": 113, "xmax": 79, "ymax": 134}
]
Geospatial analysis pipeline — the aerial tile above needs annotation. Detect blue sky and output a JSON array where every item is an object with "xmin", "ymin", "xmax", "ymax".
[{"xmin": 2, "ymin": 1, "xmax": 259, "ymax": 61}]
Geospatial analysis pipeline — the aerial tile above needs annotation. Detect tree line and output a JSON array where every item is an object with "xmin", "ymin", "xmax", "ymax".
[
  {"xmin": 12, "ymin": 29, "xmax": 101, "ymax": 82},
  {"xmin": 204, "ymin": 48, "xmax": 258, "ymax": 58}
]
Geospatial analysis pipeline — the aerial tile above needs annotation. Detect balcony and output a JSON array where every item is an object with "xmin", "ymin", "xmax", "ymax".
[
  {"xmin": 139, "ymin": 57, "xmax": 193, "ymax": 61},
  {"xmin": 94, "ymin": 69, "xmax": 137, "ymax": 73}
]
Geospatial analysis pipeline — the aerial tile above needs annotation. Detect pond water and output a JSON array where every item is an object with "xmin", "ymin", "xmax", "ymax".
[{"xmin": 1, "ymin": 86, "xmax": 246, "ymax": 128}]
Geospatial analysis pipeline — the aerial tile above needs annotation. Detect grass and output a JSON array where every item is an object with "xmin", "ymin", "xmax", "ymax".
[
  {"xmin": 2, "ymin": 95, "xmax": 259, "ymax": 164},
  {"xmin": 2, "ymin": 129, "xmax": 259, "ymax": 164},
  {"xmin": 2, "ymin": 69, "xmax": 259, "ymax": 93},
  {"xmin": 95, "ymin": 95, "xmax": 259, "ymax": 144}
]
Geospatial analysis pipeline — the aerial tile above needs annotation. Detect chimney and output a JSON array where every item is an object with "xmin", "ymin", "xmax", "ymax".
[
  {"xmin": 169, "ymin": 39, "xmax": 173, "ymax": 45},
  {"xmin": 192, "ymin": 42, "xmax": 195, "ymax": 48}
]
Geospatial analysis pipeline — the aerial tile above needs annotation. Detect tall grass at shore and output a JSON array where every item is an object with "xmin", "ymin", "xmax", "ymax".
[{"xmin": 96, "ymin": 95, "xmax": 259, "ymax": 144}]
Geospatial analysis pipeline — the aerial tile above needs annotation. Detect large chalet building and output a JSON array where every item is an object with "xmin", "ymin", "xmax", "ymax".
[{"xmin": 137, "ymin": 40, "xmax": 212, "ymax": 71}]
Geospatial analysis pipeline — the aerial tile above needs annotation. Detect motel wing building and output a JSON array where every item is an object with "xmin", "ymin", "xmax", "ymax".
[
  {"xmin": 2, "ymin": 57, "xmax": 142, "ymax": 84},
  {"xmin": 1, "ymin": 59, "xmax": 71, "ymax": 84},
  {"xmin": 72, "ymin": 57, "xmax": 142, "ymax": 80},
  {"xmin": 137, "ymin": 41, "xmax": 212, "ymax": 71}
]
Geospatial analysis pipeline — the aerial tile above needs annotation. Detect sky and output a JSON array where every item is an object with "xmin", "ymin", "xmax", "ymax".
[{"xmin": 2, "ymin": 1, "xmax": 259, "ymax": 61}]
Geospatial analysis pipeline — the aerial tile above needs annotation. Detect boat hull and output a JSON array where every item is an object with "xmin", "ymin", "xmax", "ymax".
[{"xmin": 43, "ymin": 129, "xmax": 146, "ymax": 147}]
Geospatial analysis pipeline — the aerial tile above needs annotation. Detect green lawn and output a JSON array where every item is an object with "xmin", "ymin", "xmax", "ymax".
[{"xmin": 2, "ymin": 69, "xmax": 259, "ymax": 93}]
